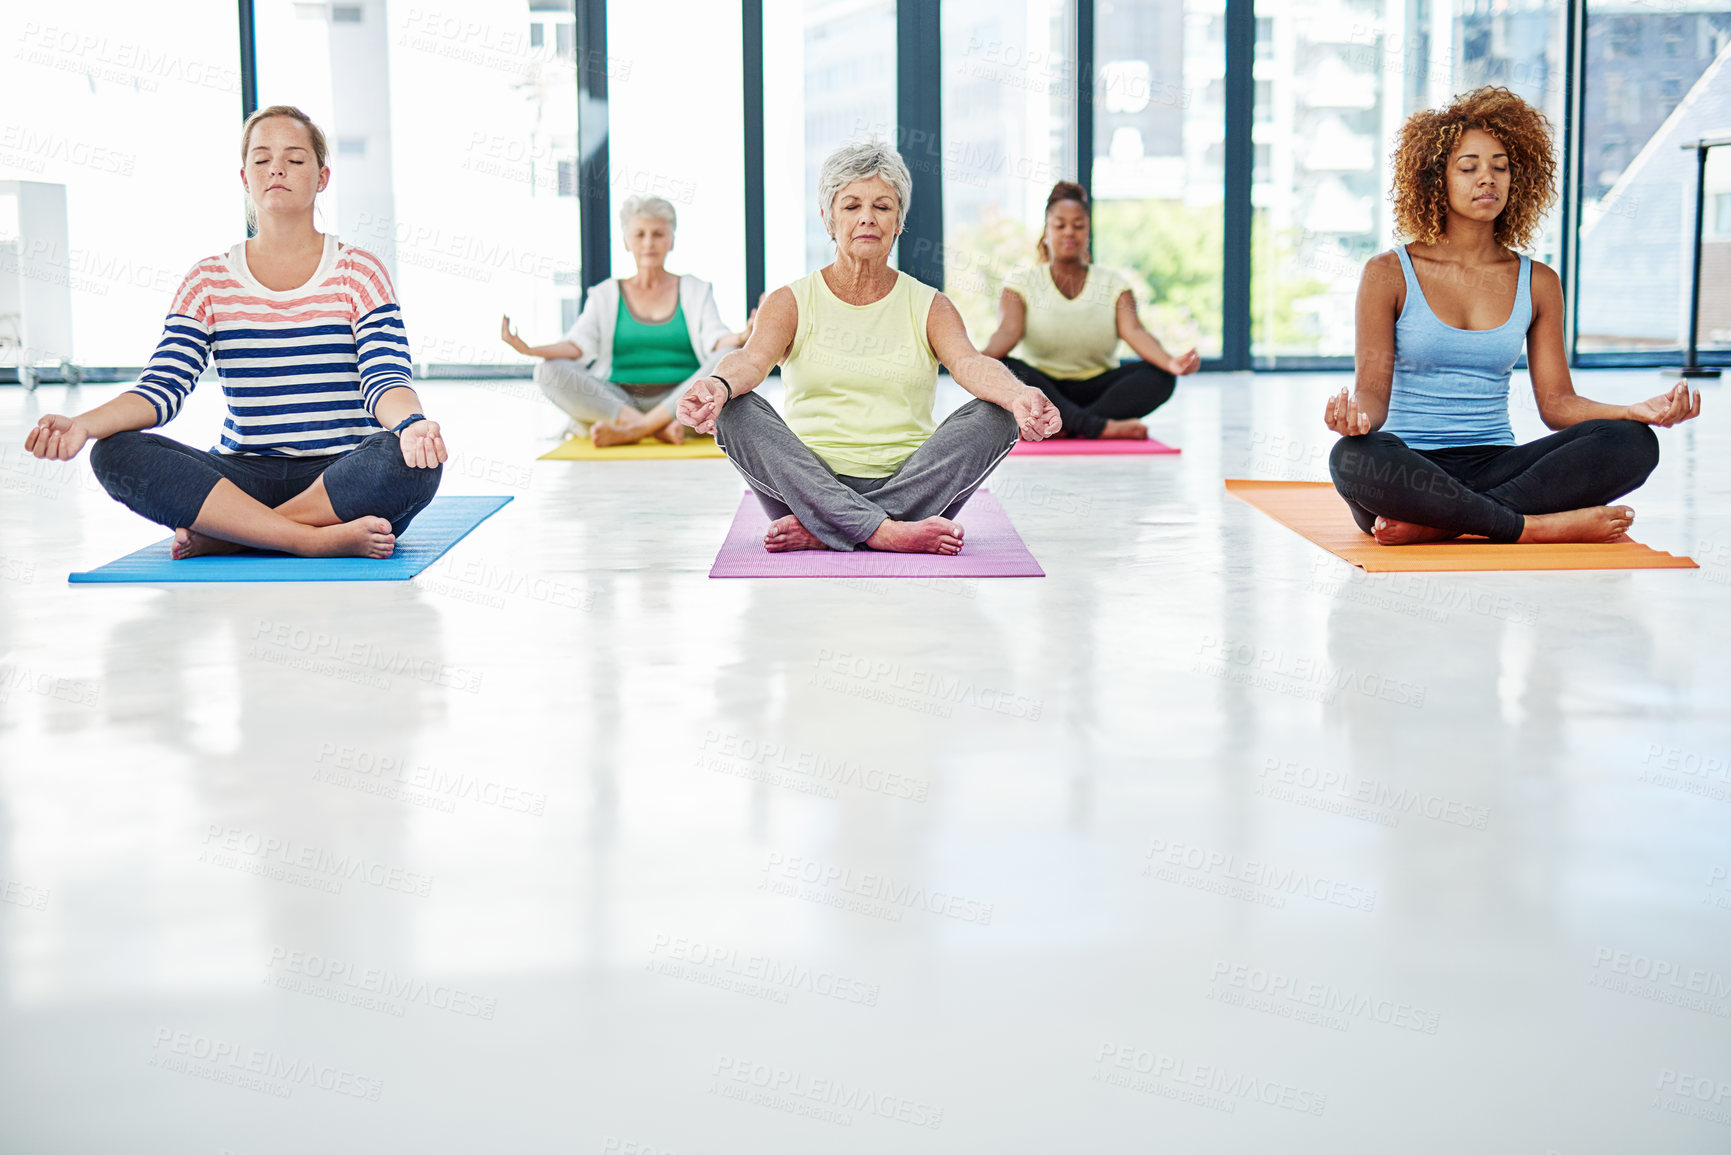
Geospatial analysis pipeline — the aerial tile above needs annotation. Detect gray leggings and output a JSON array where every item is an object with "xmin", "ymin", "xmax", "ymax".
[
  {"xmin": 713, "ymin": 391, "xmax": 1020, "ymax": 550},
  {"xmin": 534, "ymin": 349, "xmax": 725, "ymax": 433}
]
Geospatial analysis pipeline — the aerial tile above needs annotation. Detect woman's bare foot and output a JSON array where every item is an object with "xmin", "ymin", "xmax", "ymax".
[
  {"xmin": 1371, "ymin": 517, "xmax": 1461, "ymax": 546},
  {"xmin": 653, "ymin": 421, "xmax": 687, "ymax": 445},
  {"xmin": 1099, "ymin": 418, "xmax": 1149, "ymax": 440},
  {"xmin": 1518, "ymin": 505, "xmax": 1635, "ymax": 544},
  {"xmin": 305, "ymin": 517, "xmax": 397, "ymax": 558},
  {"xmin": 764, "ymin": 515, "xmax": 829, "ymax": 552},
  {"xmin": 171, "ymin": 528, "xmax": 248, "ymax": 560},
  {"xmin": 864, "ymin": 516, "xmax": 964, "ymax": 555},
  {"xmin": 590, "ymin": 419, "xmax": 651, "ymax": 448}
]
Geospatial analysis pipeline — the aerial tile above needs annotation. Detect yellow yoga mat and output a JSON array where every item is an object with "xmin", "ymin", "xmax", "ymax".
[
  {"xmin": 1226, "ymin": 479, "xmax": 1698, "ymax": 573},
  {"xmin": 539, "ymin": 435, "xmax": 727, "ymax": 461}
]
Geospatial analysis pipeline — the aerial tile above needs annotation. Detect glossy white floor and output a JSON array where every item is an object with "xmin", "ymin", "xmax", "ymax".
[{"xmin": 0, "ymin": 370, "xmax": 1727, "ymax": 1153}]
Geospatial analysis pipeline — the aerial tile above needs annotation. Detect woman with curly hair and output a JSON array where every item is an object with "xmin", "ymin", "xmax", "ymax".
[{"xmin": 1325, "ymin": 86, "xmax": 1699, "ymax": 546}]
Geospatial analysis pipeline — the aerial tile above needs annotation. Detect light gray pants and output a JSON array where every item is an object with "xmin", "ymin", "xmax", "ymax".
[
  {"xmin": 713, "ymin": 391, "xmax": 1019, "ymax": 550},
  {"xmin": 534, "ymin": 349, "xmax": 724, "ymax": 434}
]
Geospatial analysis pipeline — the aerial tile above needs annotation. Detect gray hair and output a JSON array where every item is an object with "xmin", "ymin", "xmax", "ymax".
[
  {"xmin": 619, "ymin": 194, "xmax": 677, "ymax": 235},
  {"xmin": 817, "ymin": 138, "xmax": 912, "ymax": 235}
]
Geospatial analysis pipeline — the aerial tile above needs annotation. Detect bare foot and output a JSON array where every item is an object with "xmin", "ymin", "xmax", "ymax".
[
  {"xmin": 1099, "ymin": 418, "xmax": 1149, "ymax": 440},
  {"xmin": 864, "ymin": 516, "xmax": 964, "ymax": 555},
  {"xmin": 305, "ymin": 517, "xmax": 397, "ymax": 558},
  {"xmin": 764, "ymin": 515, "xmax": 829, "ymax": 552},
  {"xmin": 590, "ymin": 420, "xmax": 651, "ymax": 448},
  {"xmin": 653, "ymin": 422, "xmax": 687, "ymax": 445},
  {"xmin": 1371, "ymin": 517, "xmax": 1461, "ymax": 546},
  {"xmin": 171, "ymin": 527, "xmax": 247, "ymax": 560},
  {"xmin": 1518, "ymin": 505, "xmax": 1635, "ymax": 544}
]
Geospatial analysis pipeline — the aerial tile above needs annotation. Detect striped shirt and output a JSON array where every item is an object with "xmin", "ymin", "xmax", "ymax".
[{"xmin": 130, "ymin": 235, "xmax": 412, "ymax": 456}]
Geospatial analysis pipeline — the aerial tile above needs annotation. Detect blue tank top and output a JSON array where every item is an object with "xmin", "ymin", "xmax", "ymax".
[{"xmin": 1381, "ymin": 245, "xmax": 1529, "ymax": 450}]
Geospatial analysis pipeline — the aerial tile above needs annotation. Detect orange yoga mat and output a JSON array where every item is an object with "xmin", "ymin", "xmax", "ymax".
[{"xmin": 1225, "ymin": 479, "xmax": 1698, "ymax": 573}]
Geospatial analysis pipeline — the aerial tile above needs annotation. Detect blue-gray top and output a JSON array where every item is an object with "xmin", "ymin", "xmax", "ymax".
[{"xmin": 1381, "ymin": 244, "xmax": 1530, "ymax": 450}]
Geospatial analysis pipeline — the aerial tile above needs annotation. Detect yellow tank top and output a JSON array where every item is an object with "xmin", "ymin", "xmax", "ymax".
[
  {"xmin": 1006, "ymin": 262, "xmax": 1127, "ymax": 379},
  {"xmin": 781, "ymin": 269, "xmax": 940, "ymax": 478}
]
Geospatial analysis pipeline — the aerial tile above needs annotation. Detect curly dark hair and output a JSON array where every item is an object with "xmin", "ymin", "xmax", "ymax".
[
  {"xmin": 1037, "ymin": 180, "xmax": 1090, "ymax": 262},
  {"xmin": 1390, "ymin": 86, "xmax": 1556, "ymax": 251}
]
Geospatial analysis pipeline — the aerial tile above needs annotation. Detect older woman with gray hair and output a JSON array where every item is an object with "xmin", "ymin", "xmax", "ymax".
[
  {"xmin": 501, "ymin": 194, "xmax": 747, "ymax": 446},
  {"xmin": 678, "ymin": 139, "xmax": 1060, "ymax": 554}
]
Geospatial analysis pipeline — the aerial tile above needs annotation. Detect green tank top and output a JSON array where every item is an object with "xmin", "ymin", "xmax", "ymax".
[
  {"xmin": 610, "ymin": 290, "xmax": 700, "ymax": 385},
  {"xmin": 781, "ymin": 269, "xmax": 940, "ymax": 478}
]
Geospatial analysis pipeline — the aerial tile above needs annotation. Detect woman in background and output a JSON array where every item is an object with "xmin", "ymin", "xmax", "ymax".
[
  {"xmin": 502, "ymin": 194, "xmax": 746, "ymax": 447},
  {"xmin": 983, "ymin": 180, "xmax": 1199, "ymax": 440}
]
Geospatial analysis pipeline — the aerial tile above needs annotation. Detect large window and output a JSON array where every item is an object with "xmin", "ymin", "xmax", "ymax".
[
  {"xmin": 256, "ymin": 0, "xmax": 582, "ymax": 370},
  {"xmin": 939, "ymin": 0, "xmax": 1078, "ymax": 344},
  {"xmin": 0, "ymin": 2, "xmax": 241, "ymax": 370},
  {"xmin": 1093, "ymin": 0, "xmax": 1226, "ymax": 361},
  {"xmin": 763, "ymin": 0, "xmax": 898, "ymax": 293},
  {"xmin": 1576, "ymin": 6, "xmax": 1731, "ymax": 354},
  {"xmin": 1250, "ymin": 0, "xmax": 1565, "ymax": 360},
  {"xmin": 608, "ymin": 0, "xmax": 746, "ymax": 328}
]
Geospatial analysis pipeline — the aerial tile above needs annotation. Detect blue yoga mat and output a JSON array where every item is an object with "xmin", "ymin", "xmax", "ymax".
[{"xmin": 68, "ymin": 496, "xmax": 513, "ymax": 584}]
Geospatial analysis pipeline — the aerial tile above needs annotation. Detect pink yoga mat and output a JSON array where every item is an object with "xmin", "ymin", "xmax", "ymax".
[
  {"xmin": 708, "ymin": 490, "xmax": 1044, "ymax": 578},
  {"xmin": 1010, "ymin": 437, "xmax": 1180, "ymax": 455}
]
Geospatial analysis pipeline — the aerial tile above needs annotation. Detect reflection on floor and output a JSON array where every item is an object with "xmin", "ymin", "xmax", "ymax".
[{"xmin": 1, "ymin": 371, "xmax": 1727, "ymax": 1153}]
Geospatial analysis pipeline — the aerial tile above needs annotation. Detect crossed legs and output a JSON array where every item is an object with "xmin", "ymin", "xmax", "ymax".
[
  {"xmin": 1328, "ymin": 419, "xmax": 1659, "ymax": 545},
  {"xmin": 714, "ymin": 392, "xmax": 1019, "ymax": 553},
  {"xmin": 89, "ymin": 430, "xmax": 442, "ymax": 559}
]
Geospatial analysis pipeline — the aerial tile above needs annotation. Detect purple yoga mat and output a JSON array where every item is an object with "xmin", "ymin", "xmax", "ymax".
[
  {"xmin": 1010, "ymin": 437, "xmax": 1180, "ymax": 455},
  {"xmin": 708, "ymin": 489, "xmax": 1044, "ymax": 578}
]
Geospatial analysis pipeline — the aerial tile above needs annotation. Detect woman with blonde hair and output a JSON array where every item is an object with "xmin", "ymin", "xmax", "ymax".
[
  {"xmin": 1326, "ymin": 86, "xmax": 1698, "ymax": 546},
  {"xmin": 23, "ymin": 104, "xmax": 445, "ymax": 559}
]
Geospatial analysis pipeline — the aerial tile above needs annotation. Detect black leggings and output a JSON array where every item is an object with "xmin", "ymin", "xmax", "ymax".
[
  {"xmin": 89, "ymin": 429, "xmax": 442, "ymax": 535},
  {"xmin": 1001, "ymin": 357, "xmax": 1176, "ymax": 438},
  {"xmin": 1328, "ymin": 419, "xmax": 1660, "ymax": 543}
]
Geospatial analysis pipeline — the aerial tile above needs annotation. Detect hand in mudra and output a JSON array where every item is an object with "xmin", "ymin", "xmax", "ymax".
[
  {"xmin": 679, "ymin": 378, "xmax": 730, "ymax": 435},
  {"xmin": 24, "ymin": 414, "xmax": 91, "ymax": 460},
  {"xmin": 1010, "ymin": 388, "xmax": 1062, "ymax": 440},
  {"xmin": 1324, "ymin": 388, "xmax": 1372, "ymax": 436},
  {"xmin": 397, "ymin": 419, "xmax": 448, "ymax": 469},
  {"xmin": 1627, "ymin": 383, "xmax": 1701, "ymax": 427}
]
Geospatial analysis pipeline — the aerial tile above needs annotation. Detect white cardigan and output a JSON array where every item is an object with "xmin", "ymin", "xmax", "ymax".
[{"xmin": 563, "ymin": 274, "xmax": 735, "ymax": 380}]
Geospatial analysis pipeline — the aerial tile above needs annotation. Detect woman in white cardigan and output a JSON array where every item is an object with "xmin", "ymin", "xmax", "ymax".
[{"xmin": 501, "ymin": 195, "xmax": 746, "ymax": 446}]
